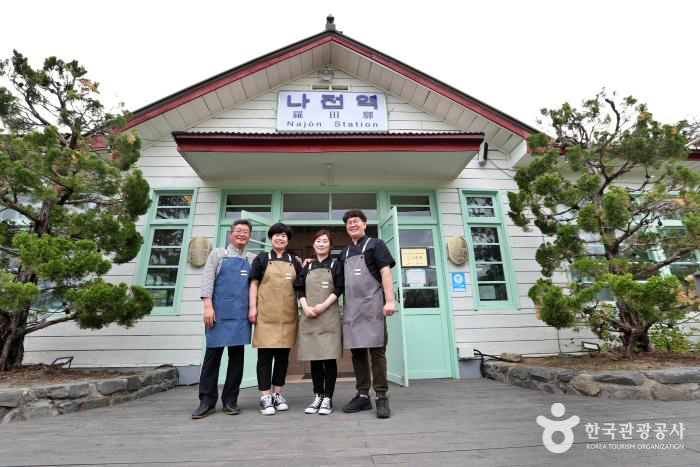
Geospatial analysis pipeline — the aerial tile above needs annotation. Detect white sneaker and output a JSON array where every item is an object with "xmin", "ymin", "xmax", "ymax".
[
  {"xmin": 318, "ymin": 396, "xmax": 333, "ymax": 415},
  {"xmin": 272, "ymin": 393, "xmax": 288, "ymax": 411},
  {"xmin": 260, "ymin": 395, "xmax": 275, "ymax": 415},
  {"xmin": 305, "ymin": 394, "xmax": 323, "ymax": 414}
]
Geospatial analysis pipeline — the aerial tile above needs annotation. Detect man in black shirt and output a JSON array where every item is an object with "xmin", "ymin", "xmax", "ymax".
[{"xmin": 339, "ymin": 209, "xmax": 396, "ymax": 419}]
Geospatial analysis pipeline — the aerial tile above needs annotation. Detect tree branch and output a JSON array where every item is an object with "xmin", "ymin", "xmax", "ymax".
[{"xmin": 25, "ymin": 313, "xmax": 75, "ymax": 334}]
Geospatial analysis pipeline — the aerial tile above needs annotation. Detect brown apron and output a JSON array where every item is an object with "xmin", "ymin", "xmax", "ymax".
[
  {"xmin": 297, "ymin": 262, "xmax": 342, "ymax": 361},
  {"xmin": 252, "ymin": 252, "xmax": 298, "ymax": 349},
  {"xmin": 342, "ymin": 238, "xmax": 386, "ymax": 349}
]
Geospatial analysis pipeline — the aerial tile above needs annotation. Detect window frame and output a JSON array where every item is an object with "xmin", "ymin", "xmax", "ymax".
[
  {"xmin": 460, "ymin": 191, "xmax": 519, "ymax": 309},
  {"xmin": 136, "ymin": 189, "xmax": 197, "ymax": 315}
]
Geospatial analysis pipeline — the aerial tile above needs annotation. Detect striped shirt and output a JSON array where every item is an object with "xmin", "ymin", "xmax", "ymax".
[{"xmin": 200, "ymin": 246, "xmax": 256, "ymax": 299}]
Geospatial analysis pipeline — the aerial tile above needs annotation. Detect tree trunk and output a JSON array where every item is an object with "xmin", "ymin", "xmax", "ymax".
[{"xmin": 0, "ymin": 311, "xmax": 26, "ymax": 372}]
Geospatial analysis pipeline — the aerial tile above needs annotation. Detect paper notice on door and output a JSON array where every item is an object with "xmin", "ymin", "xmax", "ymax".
[{"xmin": 406, "ymin": 268, "xmax": 427, "ymax": 287}]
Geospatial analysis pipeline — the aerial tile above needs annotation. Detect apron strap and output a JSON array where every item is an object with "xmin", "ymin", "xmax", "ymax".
[
  {"xmin": 286, "ymin": 252, "xmax": 292, "ymax": 262},
  {"xmin": 361, "ymin": 238, "xmax": 371, "ymax": 254},
  {"xmin": 330, "ymin": 259, "xmax": 335, "ymax": 269},
  {"xmin": 267, "ymin": 251, "xmax": 272, "ymax": 262}
]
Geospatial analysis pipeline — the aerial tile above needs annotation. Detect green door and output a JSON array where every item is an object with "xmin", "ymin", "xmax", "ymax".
[
  {"xmin": 398, "ymin": 226, "xmax": 453, "ymax": 379},
  {"xmin": 211, "ymin": 211, "xmax": 271, "ymax": 388},
  {"xmin": 379, "ymin": 207, "xmax": 409, "ymax": 387}
]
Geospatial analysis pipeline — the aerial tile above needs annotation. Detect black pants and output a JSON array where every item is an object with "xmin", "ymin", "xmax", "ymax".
[
  {"xmin": 198, "ymin": 346, "xmax": 244, "ymax": 406},
  {"xmin": 256, "ymin": 348, "xmax": 290, "ymax": 391},
  {"xmin": 310, "ymin": 359, "xmax": 337, "ymax": 398}
]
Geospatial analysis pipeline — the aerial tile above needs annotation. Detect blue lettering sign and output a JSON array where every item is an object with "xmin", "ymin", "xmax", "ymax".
[{"xmin": 356, "ymin": 94, "xmax": 378, "ymax": 110}]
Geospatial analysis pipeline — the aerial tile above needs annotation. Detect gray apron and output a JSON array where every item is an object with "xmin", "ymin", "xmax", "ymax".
[
  {"xmin": 342, "ymin": 239, "xmax": 386, "ymax": 349},
  {"xmin": 297, "ymin": 262, "xmax": 343, "ymax": 361}
]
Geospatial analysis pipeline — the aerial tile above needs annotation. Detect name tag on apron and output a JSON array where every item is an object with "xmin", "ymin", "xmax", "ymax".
[
  {"xmin": 321, "ymin": 281, "xmax": 330, "ymax": 289},
  {"xmin": 284, "ymin": 273, "xmax": 293, "ymax": 280},
  {"xmin": 353, "ymin": 268, "xmax": 362, "ymax": 276},
  {"xmin": 240, "ymin": 271, "xmax": 248, "ymax": 276}
]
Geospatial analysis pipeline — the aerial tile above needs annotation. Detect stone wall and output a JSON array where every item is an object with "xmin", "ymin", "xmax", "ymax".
[
  {"xmin": 484, "ymin": 361, "xmax": 700, "ymax": 401},
  {"xmin": 0, "ymin": 365, "xmax": 178, "ymax": 423}
]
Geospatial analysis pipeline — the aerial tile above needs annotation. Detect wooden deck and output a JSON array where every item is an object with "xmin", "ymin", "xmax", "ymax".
[{"xmin": 1, "ymin": 378, "xmax": 699, "ymax": 466}]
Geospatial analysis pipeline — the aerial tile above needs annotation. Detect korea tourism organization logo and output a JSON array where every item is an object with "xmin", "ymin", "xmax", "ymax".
[{"xmin": 536, "ymin": 403, "xmax": 686, "ymax": 453}]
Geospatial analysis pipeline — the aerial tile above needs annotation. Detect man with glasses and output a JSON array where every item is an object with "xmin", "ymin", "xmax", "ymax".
[
  {"xmin": 340, "ymin": 209, "xmax": 396, "ymax": 418},
  {"xmin": 192, "ymin": 219, "xmax": 257, "ymax": 419}
]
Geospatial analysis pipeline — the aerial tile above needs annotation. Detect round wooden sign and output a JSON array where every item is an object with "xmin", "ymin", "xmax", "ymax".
[
  {"xmin": 188, "ymin": 236, "xmax": 211, "ymax": 267},
  {"xmin": 447, "ymin": 236, "xmax": 468, "ymax": 265}
]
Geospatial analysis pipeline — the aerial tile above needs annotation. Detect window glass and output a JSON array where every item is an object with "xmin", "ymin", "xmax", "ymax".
[
  {"xmin": 145, "ymin": 227, "xmax": 185, "ymax": 307},
  {"xmin": 398, "ymin": 228, "xmax": 438, "ymax": 308},
  {"xmin": 225, "ymin": 193, "xmax": 272, "ymax": 219},
  {"xmin": 283, "ymin": 194, "xmax": 328, "ymax": 220},
  {"xmin": 331, "ymin": 193, "xmax": 377, "ymax": 220},
  {"xmin": 156, "ymin": 194, "xmax": 191, "ymax": 219},
  {"xmin": 390, "ymin": 195, "xmax": 432, "ymax": 217},
  {"xmin": 466, "ymin": 196, "xmax": 495, "ymax": 218}
]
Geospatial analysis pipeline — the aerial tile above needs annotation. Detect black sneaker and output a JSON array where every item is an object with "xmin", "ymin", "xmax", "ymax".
[
  {"xmin": 342, "ymin": 393, "xmax": 372, "ymax": 413},
  {"xmin": 191, "ymin": 402, "xmax": 215, "ymax": 419},
  {"xmin": 376, "ymin": 395, "xmax": 390, "ymax": 419}
]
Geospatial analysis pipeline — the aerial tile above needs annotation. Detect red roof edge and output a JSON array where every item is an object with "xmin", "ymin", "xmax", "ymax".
[
  {"xmin": 123, "ymin": 31, "xmax": 537, "ymax": 139},
  {"xmin": 173, "ymin": 131, "xmax": 484, "ymax": 154}
]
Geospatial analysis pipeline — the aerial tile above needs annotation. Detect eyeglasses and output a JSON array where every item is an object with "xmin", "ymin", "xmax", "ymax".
[
  {"xmin": 346, "ymin": 219, "xmax": 364, "ymax": 226},
  {"xmin": 230, "ymin": 229, "xmax": 250, "ymax": 235}
]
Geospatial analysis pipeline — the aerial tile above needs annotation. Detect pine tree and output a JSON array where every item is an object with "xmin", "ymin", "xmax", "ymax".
[
  {"xmin": 0, "ymin": 51, "xmax": 152, "ymax": 371},
  {"xmin": 508, "ymin": 92, "xmax": 700, "ymax": 356}
]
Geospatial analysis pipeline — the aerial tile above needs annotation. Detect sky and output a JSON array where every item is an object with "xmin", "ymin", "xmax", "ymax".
[{"xmin": 1, "ymin": 0, "xmax": 698, "ymax": 130}]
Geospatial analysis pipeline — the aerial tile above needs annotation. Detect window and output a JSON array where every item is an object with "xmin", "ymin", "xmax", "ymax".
[
  {"xmin": 660, "ymin": 229, "xmax": 700, "ymax": 281},
  {"xmin": 282, "ymin": 193, "xmax": 377, "ymax": 221},
  {"xmin": 140, "ymin": 191, "xmax": 195, "ymax": 312},
  {"xmin": 390, "ymin": 195, "xmax": 432, "ymax": 217},
  {"xmin": 399, "ymin": 229, "xmax": 439, "ymax": 308},
  {"xmin": 225, "ymin": 193, "xmax": 272, "ymax": 219},
  {"xmin": 462, "ymin": 192, "xmax": 517, "ymax": 308}
]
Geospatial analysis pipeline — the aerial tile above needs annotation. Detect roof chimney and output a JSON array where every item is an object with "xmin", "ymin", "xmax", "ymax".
[{"xmin": 325, "ymin": 14, "xmax": 336, "ymax": 31}]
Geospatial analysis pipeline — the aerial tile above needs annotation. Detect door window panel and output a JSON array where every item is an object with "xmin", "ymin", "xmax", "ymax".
[
  {"xmin": 391, "ymin": 195, "xmax": 432, "ymax": 217},
  {"xmin": 398, "ymin": 228, "xmax": 439, "ymax": 308}
]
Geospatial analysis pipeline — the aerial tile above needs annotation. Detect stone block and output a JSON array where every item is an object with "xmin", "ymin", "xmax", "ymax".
[
  {"xmin": 555, "ymin": 371, "xmax": 577, "ymax": 382},
  {"xmin": 592, "ymin": 372, "xmax": 645, "ymax": 386},
  {"xmin": 600, "ymin": 387, "xmax": 650, "ymax": 400},
  {"xmin": 529, "ymin": 367, "xmax": 554, "ymax": 382},
  {"xmin": 500, "ymin": 353, "xmax": 523, "ymax": 363},
  {"xmin": 650, "ymin": 383, "xmax": 694, "ymax": 401},
  {"xmin": 110, "ymin": 394, "xmax": 132, "ymax": 406},
  {"xmin": 58, "ymin": 401, "xmax": 80, "ymax": 414},
  {"xmin": 79, "ymin": 397, "xmax": 111, "ymax": 411},
  {"xmin": 134, "ymin": 385, "xmax": 160, "ymax": 399},
  {"xmin": 0, "ymin": 389, "xmax": 25, "ymax": 408},
  {"xmin": 95, "ymin": 379, "xmax": 127, "ymax": 395},
  {"xmin": 22, "ymin": 404, "xmax": 58, "ymax": 420},
  {"xmin": 3, "ymin": 408, "xmax": 22, "ymax": 423},
  {"xmin": 33, "ymin": 383, "xmax": 91, "ymax": 399},
  {"xmin": 571, "ymin": 376, "xmax": 601, "ymax": 396},
  {"xmin": 126, "ymin": 375, "xmax": 142, "ymax": 391},
  {"xmin": 644, "ymin": 368, "xmax": 700, "ymax": 384},
  {"xmin": 139, "ymin": 374, "xmax": 154, "ymax": 386},
  {"xmin": 508, "ymin": 366, "xmax": 530, "ymax": 380}
]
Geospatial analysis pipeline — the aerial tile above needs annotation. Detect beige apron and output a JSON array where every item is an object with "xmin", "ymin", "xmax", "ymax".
[
  {"xmin": 297, "ymin": 262, "xmax": 342, "ymax": 361},
  {"xmin": 252, "ymin": 252, "xmax": 298, "ymax": 349}
]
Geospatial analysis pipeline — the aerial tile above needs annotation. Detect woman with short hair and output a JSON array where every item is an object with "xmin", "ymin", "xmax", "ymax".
[
  {"xmin": 295, "ymin": 229, "xmax": 344, "ymax": 415},
  {"xmin": 248, "ymin": 222, "xmax": 301, "ymax": 415}
]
